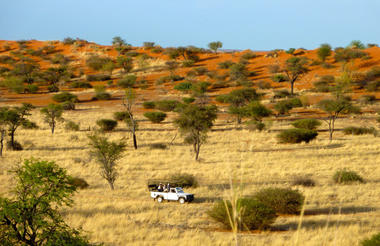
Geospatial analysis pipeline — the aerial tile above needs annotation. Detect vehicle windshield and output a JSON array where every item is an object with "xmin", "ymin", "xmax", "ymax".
[{"xmin": 176, "ymin": 187, "xmax": 184, "ymax": 193}]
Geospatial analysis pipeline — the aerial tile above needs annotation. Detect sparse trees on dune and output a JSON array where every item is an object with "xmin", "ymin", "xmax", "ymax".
[
  {"xmin": 282, "ymin": 57, "xmax": 309, "ymax": 95},
  {"xmin": 208, "ymin": 41, "xmax": 223, "ymax": 53},
  {"xmin": 317, "ymin": 43, "xmax": 332, "ymax": 62},
  {"xmin": 40, "ymin": 104, "xmax": 64, "ymax": 134}
]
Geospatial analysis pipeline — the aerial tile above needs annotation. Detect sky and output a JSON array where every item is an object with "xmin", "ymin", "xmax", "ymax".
[{"xmin": 1, "ymin": 0, "xmax": 380, "ymax": 50}]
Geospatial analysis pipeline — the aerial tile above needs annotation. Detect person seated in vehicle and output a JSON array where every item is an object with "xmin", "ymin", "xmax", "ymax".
[
  {"xmin": 157, "ymin": 183, "xmax": 163, "ymax": 192},
  {"xmin": 167, "ymin": 183, "xmax": 171, "ymax": 191},
  {"xmin": 163, "ymin": 184, "xmax": 167, "ymax": 192}
]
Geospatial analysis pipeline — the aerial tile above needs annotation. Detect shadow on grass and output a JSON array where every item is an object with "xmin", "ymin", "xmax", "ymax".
[
  {"xmin": 25, "ymin": 146, "xmax": 87, "ymax": 151},
  {"xmin": 242, "ymin": 143, "xmax": 344, "ymax": 153},
  {"xmin": 192, "ymin": 196, "xmax": 220, "ymax": 203},
  {"xmin": 272, "ymin": 219, "xmax": 368, "ymax": 231},
  {"xmin": 304, "ymin": 206, "xmax": 376, "ymax": 216}
]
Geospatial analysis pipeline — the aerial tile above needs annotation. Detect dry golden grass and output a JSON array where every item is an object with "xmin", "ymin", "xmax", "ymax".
[{"xmin": 0, "ymin": 107, "xmax": 379, "ymax": 246}]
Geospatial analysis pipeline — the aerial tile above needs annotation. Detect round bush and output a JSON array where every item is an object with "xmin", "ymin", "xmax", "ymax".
[
  {"xmin": 69, "ymin": 177, "xmax": 89, "ymax": 189},
  {"xmin": 292, "ymin": 176, "xmax": 316, "ymax": 187},
  {"xmin": 113, "ymin": 111, "xmax": 131, "ymax": 121},
  {"xmin": 207, "ymin": 198, "xmax": 277, "ymax": 230},
  {"xmin": 253, "ymin": 188, "xmax": 305, "ymax": 214},
  {"xmin": 47, "ymin": 84, "xmax": 59, "ymax": 92},
  {"xmin": 52, "ymin": 92, "xmax": 78, "ymax": 103},
  {"xmin": 143, "ymin": 101, "xmax": 155, "ymax": 109},
  {"xmin": 343, "ymin": 126, "xmax": 376, "ymax": 135},
  {"xmin": 70, "ymin": 81, "xmax": 92, "ymax": 88},
  {"xmin": 155, "ymin": 100, "xmax": 180, "ymax": 112},
  {"xmin": 333, "ymin": 169, "xmax": 364, "ymax": 184},
  {"xmin": 361, "ymin": 232, "xmax": 380, "ymax": 246},
  {"xmin": 24, "ymin": 84, "xmax": 39, "ymax": 94},
  {"xmin": 168, "ymin": 173, "xmax": 198, "ymax": 188},
  {"xmin": 117, "ymin": 75, "xmax": 137, "ymax": 88},
  {"xmin": 277, "ymin": 129, "xmax": 318, "ymax": 144},
  {"xmin": 92, "ymin": 92, "xmax": 111, "ymax": 101},
  {"xmin": 174, "ymin": 82, "xmax": 193, "ymax": 92},
  {"xmin": 182, "ymin": 97, "xmax": 195, "ymax": 104},
  {"xmin": 65, "ymin": 121, "xmax": 80, "ymax": 131},
  {"xmin": 96, "ymin": 119, "xmax": 118, "ymax": 131},
  {"xmin": 291, "ymin": 119, "xmax": 321, "ymax": 130},
  {"xmin": 144, "ymin": 112, "xmax": 167, "ymax": 123},
  {"xmin": 61, "ymin": 101, "xmax": 75, "ymax": 110}
]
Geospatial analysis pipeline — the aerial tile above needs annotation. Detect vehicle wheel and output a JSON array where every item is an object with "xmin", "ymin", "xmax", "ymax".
[
  {"xmin": 157, "ymin": 197, "xmax": 163, "ymax": 203},
  {"xmin": 179, "ymin": 198, "xmax": 185, "ymax": 204}
]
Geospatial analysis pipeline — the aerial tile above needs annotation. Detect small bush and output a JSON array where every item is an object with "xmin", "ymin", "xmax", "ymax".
[
  {"xmin": 268, "ymin": 64, "xmax": 280, "ymax": 74},
  {"xmin": 24, "ymin": 84, "xmax": 39, "ymax": 94},
  {"xmin": 274, "ymin": 89, "xmax": 291, "ymax": 99},
  {"xmin": 277, "ymin": 129, "xmax": 318, "ymax": 143},
  {"xmin": 61, "ymin": 101, "xmax": 76, "ymax": 110},
  {"xmin": 86, "ymin": 74, "xmax": 111, "ymax": 81},
  {"xmin": 361, "ymin": 232, "xmax": 380, "ymax": 246},
  {"xmin": 241, "ymin": 51, "xmax": 257, "ymax": 60},
  {"xmin": 65, "ymin": 121, "xmax": 80, "ymax": 131},
  {"xmin": 313, "ymin": 81, "xmax": 331, "ymax": 92},
  {"xmin": 47, "ymin": 84, "xmax": 59, "ymax": 92},
  {"xmin": 52, "ymin": 92, "xmax": 78, "ymax": 103},
  {"xmin": 274, "ymin": 100, "xmax": 293, "ymax": 115},
  {"xmin": 96, "ymin": 119, "xmax": 118, "ymax": 131},
  {"xmin": 343, "ymin": 126, "xmax": 376, "ymax": 135},
  {"xmin": 246, "ymin": 120, "xmax": 266, "ymax": 131},
  {"xmin": 149, "ymin": 143, "xmax": 167, "ymax": 149},
  {"xmin": 218, "ymin": 60, "xmax": 235, "ymax": 69},
  {"xmin": 174, "ymin": 82, "xmax": 193, "ymax": 92},
  {"xmin": 118, "ymin": 75, "xmax": 137, "ymax": 88},
  {"xmin": 257, "ymin": 80, "xmax": 272, "ymax": 89},
  {"xmin": 292, "ymin": 119, "xmax": 321, "ymax": 130},
  {"xmin": 333, "ymin": 169, "xmax": 364, "ymax": 184},
  {"xmin": 359, "ymin": 95, "xmax": 376, "ymax": 105},
  {"xmin": 155, "ymin": 100, "xmax": 180, "ymax": 112},
  {"xmin": 271, "ymin": 74, "xmax": 287, "ymax": 82},
  {"xmin": 143, "ymin": 101, "xmax": 156, "ymax": 109},
  {"xmin": 253, "ymin": 188, "xmax": 305, "ymax": 214},
  {"xmin": 143, "ymin": 42, "xmax": 155, "ymax": 49},
  {"xmin": 86, "ymin": 55, "xmax": 112, "ymax": 71},
  {"xmin": 169, "ymin": 173, "xmax": 198, "ymax": 188},
  {"xmin": 286, "ymin": 48, "xmax": 296, "ymax": 54},
  {"xmin": 207, "ymin": 198, "xmax": 277, "ymax": 230},
  {"xmin": 182, "ymin": 97, "xmax": 195, "ymax": 104},
  {"xmin": 292, "ymin": 176, "xmax": 316, "ymax": 187},
  {"xmin": 70, "ymin": 81, "xmax": 92, "ymax": 88},
  {"xmin": 93, "ymin": 92, "xmax": 112, "ymax": 101},
  {"xmin": 69, "ymin": 177, "xmax": 89, "ymax": 189},
  {"xmin": 63, "ymin": 37, "xmax": 75, "ymax": 45},
  {"xmin": 182, "ymin": 60, "xmax": 195, "ymax": 67},
  {"xmin": 365, "ymin": 80, "xmax": 380, "ymax": 92},
  {"xmin": 144, "ymin": 112, "xmax": 167, "ymax": 123}
]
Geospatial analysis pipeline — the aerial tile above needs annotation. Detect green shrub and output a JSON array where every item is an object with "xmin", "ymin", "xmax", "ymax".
[
  {"xmin": 365, "ymin": 80, "xmax": 380, "ymax": 92},
  {"xmin": 313, "ymin": 81, "xmax": 331, "ymax": 92},
  {"xmin": 277, "ymin": 129, "xmax": 318, "ymax": 143},
  {"xmin": 174, "ymin": 82, "xmax": 193, "ymax": 92},
  {"xmin": 143, "ymin": 42, "xmax": 155, "ymax": 49},
  {"xmin": 155, "ymin": 100, "xmax": 180, "ymax": 112},
  {"xmin": 69, "ymin": 177, "xmax": 89, "ymax": 189},
  {"xmin": 292, "ymin": 176, "xmax": 316, "ymax": 187},
  {"xmin": 182, "ymin": 97, "xmax": 195, "ymax": 104},
  {"xmin": 257, "ymin": 80, "xmax": 272, "ymax": 89},
  {"xmin": 241, "ymin": 51, "xmax": 257, "ymax": 59},
  {"xmin": 361, "ymin": 232, "xmax": 380, "ymax": 246},
  {"xmin": 169, "ymin": 173, "xmax": 198, "ymax": 188},
  {"xmin": 118, "ymin": 75, "xmax": 137, "ymax": 88},
  {"xmin": 343, "ymin": 126, "xmax": 376, "ymax": 135},
  {"xmin": 333, "ymin": 169, "xmax": 364, "ymax": 184},
  {"xmin": 218, "ymin": 60, "xmax": 235, "ymax": 69},
  {"xmin": 0, "ymin": 55, "xmax": 16, "ymax": 64},
  {"xmin": 144, "ymin": 112, "xmax": 167, "ymax": 123},
  {"xmin": 52, "ymin": 92, "xmax": 78, "ymax": 103},
  {"xmin": 86, "ymin": 74, "xmax": 111, "ymax": 81},
  {"xmin": 274, "ymin": 100, "xmax": 293, "ymax": 115},
  {"xmin": 182, "ymin": 60, "xmax": 195, "ymax": 67},
  {"xmin": 365, "ymin": 66, "xmax": 380, "ymax": 81},
  {"xmin": 86, "ymin": 55, "xmax": 112, "ymax": 71},
  {"xmin": 253, "ymin": 188, "xmax": 305, "ymax": 214},
  {"xmin": 143, "ymin": 101, "xmax": 156, "ymax": 109},
  {"xmin": 286, "ymin": 48, "xmax": 296, "ymax": 54},
  {"xmin": 1, "ymin": 77, "xmax": 24, "ymax": 93},
  {"xmin": 24, "ymin": 84, "xmax": 39, "ymax": 94},
  {"xmin": 70, "ymin": 81, "xmax": 92, "ymax": 88},
  {"xmin": 207, "ymin": 198, "xmax": 277, "ymax": 230},
  {"xmin": 359, "ymin": 95, "xmax": 376, "ymax": 105},
  {"xmin": 291, "ymin": 119, "xmax": 321, "ymax": 130},
  {"xmin": 268, "ymin": 64, "xmax": 280, "ymax": 74},
  {"xmin": 271, "ymin": 74, "xmax": 287, "ymax": 82},
  {"xmin": 65, "ymin": 121, "xmax": 80, "ymax": 131},
  {"xmin": 273, "ymin": 89, "xmax": 291, "ymax": 99},
  {"xmin": 96, "ymin": 119, "xmax": 118, "ymax": 131},
  {"xmin": 63, "ymin": 37, "xmax": 75, "ymax": 45},
  {"xmin": 93, "ymin": 92, "xmax": 111, "ymax": 100},
  {"xmin": 61, "ymin": 101, "xmax": 75, "ymax": 110},
  {"xmin": 47, "ymin": 84, "xmax": 59, "ymax": 92},
  {"xmin": 246, "ymin": 120, "xmax": 266, "ymax": 132}
]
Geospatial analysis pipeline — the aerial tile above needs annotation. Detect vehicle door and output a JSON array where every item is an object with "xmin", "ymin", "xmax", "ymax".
[{"xmin": 167, "ymin": 188, "xmax": 178, "ymax": 200}]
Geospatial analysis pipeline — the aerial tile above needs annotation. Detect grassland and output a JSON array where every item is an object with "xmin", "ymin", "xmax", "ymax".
[{"xmin": 0, "ymin": 106, "xmax": 379, "ymax": 246}]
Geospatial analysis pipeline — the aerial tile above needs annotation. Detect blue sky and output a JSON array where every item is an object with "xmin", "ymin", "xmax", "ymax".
[{"xmin": 1, "ymin": 0, "xmax": 379, "ymax": 50}]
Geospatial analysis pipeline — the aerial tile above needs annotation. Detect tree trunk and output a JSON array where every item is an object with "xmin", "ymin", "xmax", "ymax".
[
  {"xmin": 237, "ymin": 115, "xmax": 242, "ymax": 124},
  {"xmin": 10, "ymin": 130, "xmax": 15, "ymax": 149},
  {"xmin": 0, "ymin": 130, "xmax": 4, "ymax": 157},
  {"xmin": 290, "ymin": 81, "xmax": 295, "ymax": 95},
  {"xmin": 108, "ymin": 181, "xmax": 114, "ymax": 190},
  {"xmin": 132, "ymin": 132, "xmax": 137, "ymax": 149},
  {"xmin": 195, "ymin": 142, "xmax": 200, "ymax": 161},
  {"xmin": 51, "ymin": 121, "xmax": 55, "ymax": 134}
]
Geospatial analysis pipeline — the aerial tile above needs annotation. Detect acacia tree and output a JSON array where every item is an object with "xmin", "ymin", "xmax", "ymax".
[
  {"xmin": 0, "ymin": 103, "xmax": 35, "ymax": 149},
  {"xmin": 116, "ymin": 56, "xmax": 133, "ymax": 73},
  {"xmin": 208, "ymin": 41, "xmax": 223, "ymax": 53},
  {"xmin": 317, "ymin": 43, "xmax": 332, "ymax": 62},
  {"xmin": 88, "ymin": 134, "xmax": 126, "ymax": 190},
  {"xmin": 244, "ymin": 101, "xmax": 272, "ymax": 126},
  {"xmin": 282, "ymin": 57, "xmax": 309, "ymax": 95},
  {"xmin": 40, "ymin": 104, "xmax": 64, "ymax": 134},
  {"xmin": 175, "ymin": 104, "xmax": 217, "ymax": 161},
  {"xmin": 0, "ymin": 159, "xmax": 90, "ymax": 245},
  {"xmin": 219, "ymin": 88, "xmax": 260, "ymax": 124},
  {"xmin": 318, "ymin": 98, "xmax": 359, "ymax": 141},
  {"xmin": 121, "ymin": 89, "xmax": 138, "ymax": 149},
  {"xmin": 112, "ymin": 36, "xmax": 128, "ymax": 55}
]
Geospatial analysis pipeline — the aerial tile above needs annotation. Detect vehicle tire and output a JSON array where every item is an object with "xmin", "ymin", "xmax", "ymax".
[
  {"xmin": 157, "ymin": 197, "xmax": 163, "ymax": 203},
  {"xmin": 179, "ymin": 197, "xmax": 185, "ymax": 204}
]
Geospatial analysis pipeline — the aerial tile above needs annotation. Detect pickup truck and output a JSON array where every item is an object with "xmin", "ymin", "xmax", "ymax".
[{"xmin": 150, "ymin": 187, "xmax": 194, "ymax": 204}]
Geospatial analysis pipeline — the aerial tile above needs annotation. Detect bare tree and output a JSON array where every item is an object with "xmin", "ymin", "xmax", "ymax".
[{"xmin": 122, "ymin": 89, "xmax": 138, "ymax": 149}]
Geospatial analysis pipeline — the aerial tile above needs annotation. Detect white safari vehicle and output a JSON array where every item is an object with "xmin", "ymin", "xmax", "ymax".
[{"xmin": 148, "ymin": 182, "xmax": 194, "ymax": 204}]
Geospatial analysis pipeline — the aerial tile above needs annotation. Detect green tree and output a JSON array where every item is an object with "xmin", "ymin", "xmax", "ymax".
[
  {"xmin": 175, "ymin": 104, "xmax": 217, "ymax": 160},
  {"xmin": 40, "ymin": 104, "xmax": 64, "ymax": 134},
  {"xmin": 116, "ymin": 56, "xmax": 133, "ymax": 73},
  {"xmin": 244, "ymin": 101, "xmax": 272, "ymax": 123},
  {"xmin": 112, "ymin": 36, "xmax": 129, "ymax": 55},
  {"xmin": 282, "ymin": 57, "xmax": 309, "ymax": 95},
  {"xmin": 0, "ymin": 103, "xmax": 35, "ymax": 149},
  {"xmin": 0, "ymin": 158, "xmax": 91, "ymax": 245},
  {"xmin": 217, "ymin": 88, "xmax": 260, "ymax": 124},
  {"xmin": 317, "ymin": 43, "xmax": 332, "ymax": 62},
  {"xmin": 121, "ymin": 89, "xmax": 138, "ymax": 149},
  {"xmin": 208, "ymin": 41, "xmax": 223, "ymax": 53},
  {"xmin": 349, "ymin": 40, "xmax": 365, "ymax": 49},
  {"xmin": 318, "ymin": 98, "xmax": 359, "ymax": 141},
  {"xmin": 88, "ymin": 134, "xmax": 126, "ymax": 190}
]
